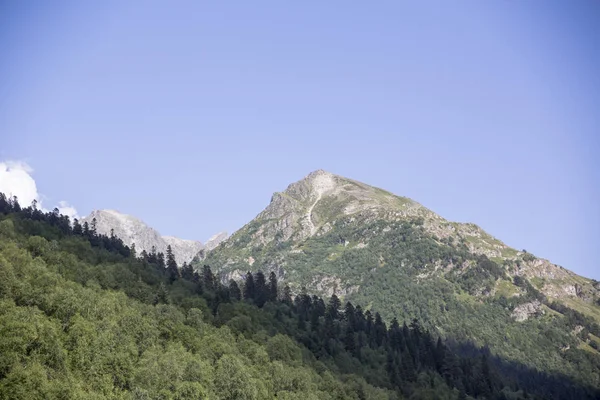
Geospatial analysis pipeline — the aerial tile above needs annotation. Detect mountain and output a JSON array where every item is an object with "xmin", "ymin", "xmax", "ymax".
[
  {"xmin": 202, "ymin": 169, "xmax": 600, "ymax": 388},
  {"xmin": 6, "ymin": 194, "xmax": 600, "ymax": 399},
  {"xmin": 81, "ymin": 209, "xmax": 227, "ymax": 264}
]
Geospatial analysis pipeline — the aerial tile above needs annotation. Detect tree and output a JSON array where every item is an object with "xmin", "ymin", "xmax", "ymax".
[
  {"xmin": 202, "ymin": 265, "xmax": 216, "ymax": 291},
  {"xmin": 254, "ymin": 271, "xmax": 267, "ymax": 307},
  {"xmin": 267, "ymin": 271, "xmax": 278, "ymax": 302},
  {"xmin": 11, "ymin": 195, "xmax": 21, "ymax": 211},
  {"xmin": 243, "ymin": 272, "xmax": 255, "ymax": 302},
  {"xmin": 157, "ymin": 252, "xmax": 166, "ymax": 270},
  {"xmin": 153, "ymin": 282, "xmax": 170, "ymax": 305},
  {"xmin": 73, "ymin": 219, "xmax": 83, "ymax": 235},
  {"xmin": 373, "ymin": 312, "xmax": 387, "ymax": 347},
  {"xmin": 229, "ymin": 280, "xmax": 241, "ymax": 301},
  {"xmin": 282, "ymin": 285, "xmax": 293, "ymax": 306},
  {"xmin": 91, "ymin": 217, "xmax": 97, "ymax": 235},
  {"xmin": 181, "ymin": 262, "xmax": 195, "ymax": 281},
  {"xmin": 327, "ymin": 294, "xmax": 341, "ymax": 320},
  {"xmin": 166, "ymin": 245, "xmax": 179, "ymax": 283}
]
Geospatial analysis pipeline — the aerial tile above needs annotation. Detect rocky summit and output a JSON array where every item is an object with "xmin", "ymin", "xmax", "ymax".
[
  {"xmin": 201, "ymin": 169, "xmax": 600, "ymax": 387},
  {"xmin": 81, "ymin": 209, "xmax": 226, "ymax": 265}
]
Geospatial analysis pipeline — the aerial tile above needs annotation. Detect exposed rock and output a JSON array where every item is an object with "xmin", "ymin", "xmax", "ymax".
[
  {"xmin": 511, "ymin": 300, "xmax": 544, "ymax": 322},
  {"xmin": 205, "ymin": 232, "xmax": 228, "ymax": 251},
  {"xmin": 163, "ymin": 236, "xmax": 204, "ymax": 265},
  {"xmin": 81, "ymin": 210, "xmax": 222, "ymax": 265}
]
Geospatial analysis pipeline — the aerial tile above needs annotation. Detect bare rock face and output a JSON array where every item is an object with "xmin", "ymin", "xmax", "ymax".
[
  {"xmin": 511, "ymin": 300, "xmax": 544, "ymax": 322},
  {"xmin": 81, "ymin": 210, "xmax": 220, "ymax": 266},
  {"xmin": 163, "ymin": 236, "xmax": 205, "ymax": 266},
  {"xmin": 205, "ymin": 232, "xmax": 228, "ymax": 251}
]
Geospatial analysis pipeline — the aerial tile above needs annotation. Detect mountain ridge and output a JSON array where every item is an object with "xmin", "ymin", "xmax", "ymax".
[
  {"xmin": 207, "ymin": 169, "xmax": 596, "ymax": 302},
  {"xmin": 81, "ymin": 209, "xmax": 227, "ymax": 265}
]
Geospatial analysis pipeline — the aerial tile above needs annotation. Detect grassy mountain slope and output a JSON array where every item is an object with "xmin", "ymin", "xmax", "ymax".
[{"xmin": 201, "ymin": 170, "xmax": 600, "ymax": 389}]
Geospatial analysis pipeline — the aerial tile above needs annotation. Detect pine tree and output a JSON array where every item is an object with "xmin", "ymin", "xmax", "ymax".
[
  {"xmin": 165, "ymin": 245, "xmax": 179, "ymax": 282},
  {"xmin": 130, "ymin": 242, "xmax": 137, "ymax": 258},
  {"xmin": 327, "ymin": 294, "xmax": 341, "ymax": 320},
  {"xmin": 202, "ymin": 265, "xmax": 215, "ymax": 291},
  {"xmin": 243, "ymin": 271, "xmax": 255, "ymax": 301},
  {"xmin": 373, "ymin": 312, "xmax": 387, "ymax": 347},
  {"xmin": 73, "ymin": 218, "xmax": 83, "ymax": 235},
  {"xmin": 10, "ymin": 196, "xmax": 20, "ymax": 212},
  {"xmin": 354, "ymin": 305, "xmax": 366, "ymax": 332},
  {"xmin": 91, "ymin": 217, "xmax": 97, "ymax": 235},
  {"xmin": 311, "ymin": 296, "xmax": 326, "ymax": 330},
  {"xmin": 282, "ymin": 285, "xmax": 293, "ymax": 306},
  {"xmin": 181, "ymin": 262, "xmax": 195, "ymax": 281},
  {"xmin": 344, "ymin": 302, "xmax": 355, "ymax": 325},
  {"xmin": 254, "ymin": 271, "xmax": 267, "ymax": 307},
  {"xmin": 365, "ymin": 310, "xmax": 374, "ymax": 336},
  {"xmin": 229, "ymin": 280, "xmax": 241, "ymax": 301},
  {"xmin": 157, "ymin": 252, "xmax": 166, "ymax": 270},
  {"xmin": 153, "ymin": 282, "xmax": 170, "ymax": 305},
  {"xmin": 267, "ymin": 271, "xmax": 278, "ymax": 302}
]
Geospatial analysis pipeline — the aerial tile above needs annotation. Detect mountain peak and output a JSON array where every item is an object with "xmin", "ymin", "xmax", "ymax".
[{"xmin": 81, "ymin": 209, "xmax": 206, "ymax": 264}]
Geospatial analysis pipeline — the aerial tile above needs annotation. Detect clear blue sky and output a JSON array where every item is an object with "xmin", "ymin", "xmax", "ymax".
[{"xmin": 1, "ymin": 1, "xmax": 599, "ymax": 279}]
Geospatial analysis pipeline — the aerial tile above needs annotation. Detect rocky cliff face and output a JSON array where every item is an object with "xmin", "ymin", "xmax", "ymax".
[{"xmin": 81, "ymin": 210, "xmax": 217, "ymax": 265}]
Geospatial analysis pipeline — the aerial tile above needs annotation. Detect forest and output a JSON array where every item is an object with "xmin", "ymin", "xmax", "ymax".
[{"xmin": 0, "ymin": 192, "xmax": 598, "ymax": 399}]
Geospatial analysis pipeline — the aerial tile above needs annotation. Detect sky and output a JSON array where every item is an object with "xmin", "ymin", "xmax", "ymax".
[{"xmin": 1, "ymin": 1, "xmax": 599, "ymax": 279}]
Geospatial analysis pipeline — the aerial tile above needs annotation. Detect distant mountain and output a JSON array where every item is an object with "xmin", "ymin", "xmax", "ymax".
[
  {"xmin": 81, "ymin": 209, "xmax": 226, "ymax": 265},
  {"xmin": 202, "ymin": 169, "xmax": 600, "ymax": 388}
]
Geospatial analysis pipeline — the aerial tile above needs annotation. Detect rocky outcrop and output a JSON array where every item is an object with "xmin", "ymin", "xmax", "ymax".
[
  {"xmin": 511, "ymin": 300, "xmax": 544, "ymax": 322},
  {"xmin": 81, "ymin": 210, "xmax": 222, "ymax": 265},
  {"xmin": 205, "ymin": 232, "xmax": 228, "ymax": 251},
  {"xmin": 163, "ymin": 236, "xmax": 205, "ymax": 265}
]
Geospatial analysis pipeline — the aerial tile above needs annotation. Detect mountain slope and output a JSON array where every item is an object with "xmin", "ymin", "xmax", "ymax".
[
  {"xmin": 202, "ymin": 169, "xmax": 600, "ymax": 388},
  {"xmin": 1, "ymin": 192, "xmax": 598, "ymax": 399},
  {"xmin": 81, "ymin": 209, "xmax": 227, "ymax": 265}
]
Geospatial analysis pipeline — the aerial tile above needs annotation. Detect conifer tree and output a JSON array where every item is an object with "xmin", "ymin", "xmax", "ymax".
[
  {"xmin": 181, "ymin": 262, "xmax": 195, "ymax": 281},
  {"xmin": 229, "ymin": 280, "xmax": 241, "ymax": 301},
  {"xmin": 153, "ymin": 282, "xmax": 170, "ymax": 305},
  {"xmin": 157, "ymin": 252, "xmax": 166, "ymax": 270},
  {"xmin": 166, "ymin": 245, "xmax": 179, "ymax": 283},
  {"xmin": 267, "ymin": 271, "xmax": 278, "ymax": 302},
  {"xmin": 282, "ymin": 285, "xmax": 293, "ymax": 306},
  {"xmin": 243, "ymin": 271, "xmax": 255, "ymax": 301},
  {"xmin": 327, "ymin": 294, "xmax": 341, "ymax": 320},
  {"xmin": 202, "ymin": 265, "xmax": 215, "ymax": 291},
  {"xmin": 254, "ymin": 271, "xmax": 267, "ymax": 307},
  {"xmin": 73, "ymin": 218, "xmax": 83, "ymax": 235},
  {"xmin": 91, "ymin": 217, "xmax": 97, "ymax": 235}
]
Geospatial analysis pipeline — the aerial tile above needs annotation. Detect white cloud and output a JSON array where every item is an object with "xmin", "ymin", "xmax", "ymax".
[
  {"xmin": 0, "ymin": 160, "xmax": 78, "ymax": 218},
  {"xmin": 57, "ymin": 200, "xmax": 79, "ymax": 219},
  {"xmin": 0, "ymin": 161, "xmax": 39, "ymax": 207}
]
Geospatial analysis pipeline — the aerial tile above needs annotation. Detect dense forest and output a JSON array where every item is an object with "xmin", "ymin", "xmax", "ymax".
[{"xmin": 0, "ymin": 193, "xmax": 598, "ymax": 399}]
